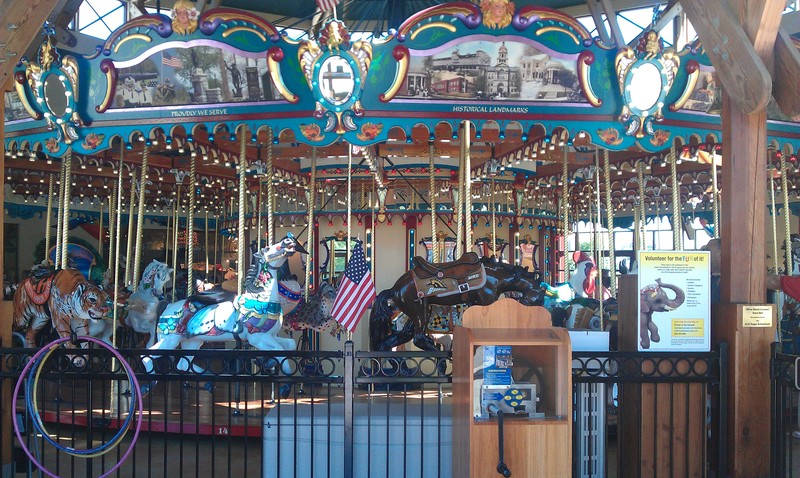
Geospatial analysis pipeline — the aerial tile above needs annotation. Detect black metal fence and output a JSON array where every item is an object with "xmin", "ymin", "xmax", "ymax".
[
  {"xmin": 772, "ymin": 344, "xmax": 800, "ymax": 477},
  {"xmin": 0, "ymin": 342, "xmax": 727, "ymax": 478}
]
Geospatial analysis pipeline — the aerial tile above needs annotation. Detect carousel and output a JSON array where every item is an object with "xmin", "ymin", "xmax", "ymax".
[{"xmin": 1, "ymin": 0, "xmax": 799, "ymax": 476}]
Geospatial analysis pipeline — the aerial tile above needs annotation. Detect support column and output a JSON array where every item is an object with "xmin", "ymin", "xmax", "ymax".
[{"xmin": 715, "ymin": 93, "xmax": 772, "ymax": 478}]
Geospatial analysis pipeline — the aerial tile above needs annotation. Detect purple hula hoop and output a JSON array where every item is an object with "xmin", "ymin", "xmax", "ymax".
[{"xmin": 12, "ymin": 335, "xmax": 144, "ymax": 478}]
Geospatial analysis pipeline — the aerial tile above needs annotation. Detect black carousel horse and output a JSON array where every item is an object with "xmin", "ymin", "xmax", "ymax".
[{"xmin": 369, "ymin": 252, "xmax": 544, "ymax": 351}]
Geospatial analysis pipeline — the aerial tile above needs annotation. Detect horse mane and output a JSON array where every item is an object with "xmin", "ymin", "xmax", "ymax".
[{"xmin": 243, "ymin": 253, "xmax": 263, "ymax": 293}]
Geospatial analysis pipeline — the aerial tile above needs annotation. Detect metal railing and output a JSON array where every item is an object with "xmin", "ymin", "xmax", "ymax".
[
  {"xmin": 0, "ymin": 342, "xmax": 727, "ymax": 477},
  {"xmin": 772, "ymin": 343, "xmax": 800, "ymax": 477}
]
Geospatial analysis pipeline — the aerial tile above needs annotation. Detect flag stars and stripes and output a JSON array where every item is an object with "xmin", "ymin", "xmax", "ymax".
[{"xmin": 331, "ymin": 241, "xmax": 375, "ymax": 333}]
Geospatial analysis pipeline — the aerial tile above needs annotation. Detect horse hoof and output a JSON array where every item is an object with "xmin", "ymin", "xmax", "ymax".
[{"xmin": 279, "ymin": 385, "xmax": 291, "ymax": 399}]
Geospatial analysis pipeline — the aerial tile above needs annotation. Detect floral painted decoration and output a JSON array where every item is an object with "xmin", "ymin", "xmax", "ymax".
[
  {"xmin": 82, "ymin": 133, "xmax": 105, "ymax": 150},
  {"xmin": 356, "ymin": 122, "xmax": 383, "ymax": 141},
  {"xmin": 650, "ymin": 129, "xmax": 670, "ymax": 147},
  {"xmin": 300, "ymin": 123, "xmax": 324, "ymax": 142},
  {"xmin": 45, "ymin": 137, "xmax": 59, "ymax": 153},
  {"xmin": 596, "ymin": 127, "xmax": 623, "ymax": 146}
]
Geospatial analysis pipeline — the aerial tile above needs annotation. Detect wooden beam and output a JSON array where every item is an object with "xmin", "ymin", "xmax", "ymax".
[
  {"xmin": 681, "ymin": 0, "xmax": 771, "ymax": 114},
  {"xmin": 730, "ymin": 0, "xmax": 784, "ymax": 70},
  {"xmin": 773, "ymin": 28, "xmax": 800, "ymax": 117},
  {"xmin": 0, "ymin": 0, "xmax": 61, "ymax": 89}
]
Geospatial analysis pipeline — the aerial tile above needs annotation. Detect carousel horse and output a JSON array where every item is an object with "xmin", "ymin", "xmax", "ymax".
[
  {"xmin": 121, "ymin": 260, "xmax": 173, "ymax": 347},
  {"xmin": 282, "ymin": 281, "xmax": 343, "ymax": 336},
  {"xmin": 570, "ymin": 251, "xmax": 612, "ymax": 300},
  {"xmin": 369, "ymin": 253, "xmax": 544, "ymax": 351},
  {"xmin": 142, "ymin": 234, "xmax": 307, "ymax": 375},
  {"xmin": 13, "ymin": 266, "xmax": 111, "ymax": 348}
]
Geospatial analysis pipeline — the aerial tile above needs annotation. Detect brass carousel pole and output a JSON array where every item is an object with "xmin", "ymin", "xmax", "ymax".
[
  {"xmin": 60, "ymin": 148, "xmax": 73, "ymax": 269},
  {"xmin": 638, "ymin": 161, "xmax": 647, "ymax": 252},
  {"xmin": 108, "ymin": 187, "xmax": 116, "ymax": 277},
  {"xmin": 304, "ymin": 148, "xmax": 316, "ymax": 301},
  {"xmin": 456, "ymin": 126, "xmax": 465, "ymax": 259},
  {"xmin": 346, "ymin": 144, "xmax": 352, "ymax": 262},
  {"xmin": 44, "ymin": 174, "xmax": 54, "ymax": 262},
  {"xmin": 256, "ymin": 180, "xmax": 263, "ymax": 248},
  {"xmin": 669, "ymin": 144, "xmax": 682, "ymax": 251},
  {"xmin": 186, "ymin": 147, "xmax": 196, "ymax": 295},
  {"xmin": 603, "ymin": 149, "xmax": 616, "ymax": 297},
  {"xmin": 267, "ymin": 128, "xmax": 274, "ymax": 246},
  {"xmin": 54, "ymin": 159, "xmax": 65, "ymax": 268},
  {"xmin": 98, "ymin": 201, "xmax": 104, "ymax": 262},
  {"xmin": 172, "ymin": 188, "xmax": 179, "ymax": 294},
  {"xmin": 238, "ymin": 127, "xmax": 248, "ymax": 295},
  {"xmin": 781, "ymin": 150, "xmax": 792, "ymax": 274},
  {"xmin": 464, "ymin": 121, "xmax": 473, "ymax": 253},
  {"xmin": 769, "ymin": 165, "xmax": 779, "ymax": 273},
  {"xmin": 205, "ymin": 210, "xmax": 210, "ymax": 278},
  {"xmin": 112, "ymin": 142, "xmax": 125, "ymax": 345},
  {"xmin": 711, "ymin": 148, "xmax": 720, "ymax": 239},
  {"xmin": 594, "ymin": 149, "xmax": 601, "ymax": 299},
  {"xmin": 491, "ymin": 178, "xmax": 496, "ymax": 258},
  {"xmin": 561, "ymin": 142, "xmax": 570, "ymax": 280},
  {"xmin": 132, "ymin": 142, "xmax": 149, "ymax": 285},
  {"xmin": 124, "ymin": 169, "xmax": 137, "ymax": 287},
  {"xmin": 429, "ymin": 142, "xmax": 438, "ymax": 262},
  {"xmin": 213, "ymin": 204, "xmax": 219, "ymax": 279}
]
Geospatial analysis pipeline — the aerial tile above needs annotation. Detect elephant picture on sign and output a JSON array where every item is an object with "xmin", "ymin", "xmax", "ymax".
[{"xmin": 640, "ymin": 278, "xmax": 686, "ymax": 349}]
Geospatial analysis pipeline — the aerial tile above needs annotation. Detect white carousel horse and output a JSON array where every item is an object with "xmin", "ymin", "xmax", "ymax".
[
  {"xmin": 142, "ymin": 234, "xmax": 307, "ymax": 375},
  {"xmin": 121, "ymin": 259, "xmax": 173, "ymax": 347}
]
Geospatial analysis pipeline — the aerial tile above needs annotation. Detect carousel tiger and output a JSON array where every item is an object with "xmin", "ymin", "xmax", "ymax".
[{"xmin": 13, "ymin": 268, "xmax": 111, "ymax": 348}]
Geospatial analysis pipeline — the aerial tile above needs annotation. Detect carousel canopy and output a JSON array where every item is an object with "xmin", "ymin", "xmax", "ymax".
[{"xmin": 2, "ymin": 0, "xmax": 799, "ymax": 226}]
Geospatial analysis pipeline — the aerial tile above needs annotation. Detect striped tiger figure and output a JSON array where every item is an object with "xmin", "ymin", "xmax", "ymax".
[{"xmin": 13, "ymin": 268, "xmax": 110, "ymax": 348}]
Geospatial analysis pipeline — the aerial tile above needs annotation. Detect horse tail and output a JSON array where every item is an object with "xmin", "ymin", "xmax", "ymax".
[{"xmin": 369, "ymin": 288, "xmax": 397, "ymax": 350}]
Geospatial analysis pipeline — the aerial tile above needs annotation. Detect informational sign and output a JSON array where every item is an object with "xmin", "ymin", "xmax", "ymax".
[
  {"xmin": 482, "ymin": 345, "xmax": 513, "ymax": 385},
  {"xmin": 742, "ymin": 305, "xmax": 774, "ymax": 328},
  {"xmin": 637, "ymin": 251, "xmax": 711, "ymax": 352}
]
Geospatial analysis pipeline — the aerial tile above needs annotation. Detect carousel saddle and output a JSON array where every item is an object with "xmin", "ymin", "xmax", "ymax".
[
  {"xmin": 411, "ymin": 253, "xmax": 486, "ymax": 299},
  {"xmin": 412, "ymin": 252, "xmax": 481, "ymax": 280},
  {"xmin": 187, "ymin": 287, "xmax": 237, "ymax": 306}
]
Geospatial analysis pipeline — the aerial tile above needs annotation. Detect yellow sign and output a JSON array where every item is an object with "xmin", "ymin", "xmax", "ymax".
[
  {"xmin": 742, "ymin": 305, "xmax": 773, "ymax": 328},
  {"xmin": 672, "ymin": 319, "xmax": 704, "ymax": 337}
]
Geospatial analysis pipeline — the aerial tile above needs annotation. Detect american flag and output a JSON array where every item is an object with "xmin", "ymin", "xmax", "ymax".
[
  {"xmin": 331, "ymin": 241, "xmax": 375, "ymax": 332},
  {"xmin": 316, "ymin": 0, "xmax": 340, "ymax": 13},
  {"xmin": 162, "ymin": 51, "xmax": 183, "ymax": 68}
]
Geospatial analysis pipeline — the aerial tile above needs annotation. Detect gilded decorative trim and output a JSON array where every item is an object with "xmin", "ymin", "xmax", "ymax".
[
  {"xmin": 114, "ymin": 34, "xmax": 152, "ymax": 53},
  {"xmin": 267, "ymin": 46, "xmax": 298, "ymax": 103},
  {"xmin": 410, "ymin": 22, "xmax": 457, "ymax": 41},
  {"xmin": 577, "ymin": 50, "xmax": 601, "ymax": 107},
  {"xmin": 14, "ymin": 71, "xmax": 41, "ymax": 120},
  {"xmin": 380, "ymin": 46, "xmax": 409, "ymax": 103},
  {"xmin": 222, "ymin": 26, "xmax": 266, "ymax": 42},
  {"xmin": 669, "ymin": 59, "xmax": 700, "ymax": 112},
  {"xmin": 96, "ymin": 59, "xmax": 117, "ymax": 114}
]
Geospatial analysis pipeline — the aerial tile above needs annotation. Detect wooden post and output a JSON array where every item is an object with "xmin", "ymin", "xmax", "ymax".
[
  {"xmin": 681, "ymin": 0, "xmax": 784, "ymax": 475},
  {"xmin": 0, "ymin": 3, "xmax": 73, "ymax": 475}
]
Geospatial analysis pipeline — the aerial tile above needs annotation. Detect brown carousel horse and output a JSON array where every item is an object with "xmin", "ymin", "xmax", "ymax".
[{"xmin": 369, "ymin": 253, "xmax": 543, "ymax": 351}]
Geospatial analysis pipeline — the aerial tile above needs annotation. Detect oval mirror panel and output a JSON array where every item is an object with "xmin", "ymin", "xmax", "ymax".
[
  {"xmin": 318, "ymin": 56, "xmax": 355, "ymax": 106},
  {"xmin": 44, "ymin": 74, "xmax": 68, "ymax": 118},
  {"xmin": 627, "ymin": 62, "xmax": 661, "ymax": 113}
]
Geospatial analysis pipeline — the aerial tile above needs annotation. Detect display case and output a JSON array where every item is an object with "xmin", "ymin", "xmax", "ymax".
[{"xmin": 453, "ymin": 298, "xmax": 572, "ymax": 477}]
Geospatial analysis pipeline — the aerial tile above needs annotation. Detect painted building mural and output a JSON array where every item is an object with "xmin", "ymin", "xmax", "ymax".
[
  {"xmin": 112, "ymin": 46, "xmax": 280, "ymax": 109},
  {"xmin": 404, "ymin": 39, "xmax": 583, "ymax": 102}
]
